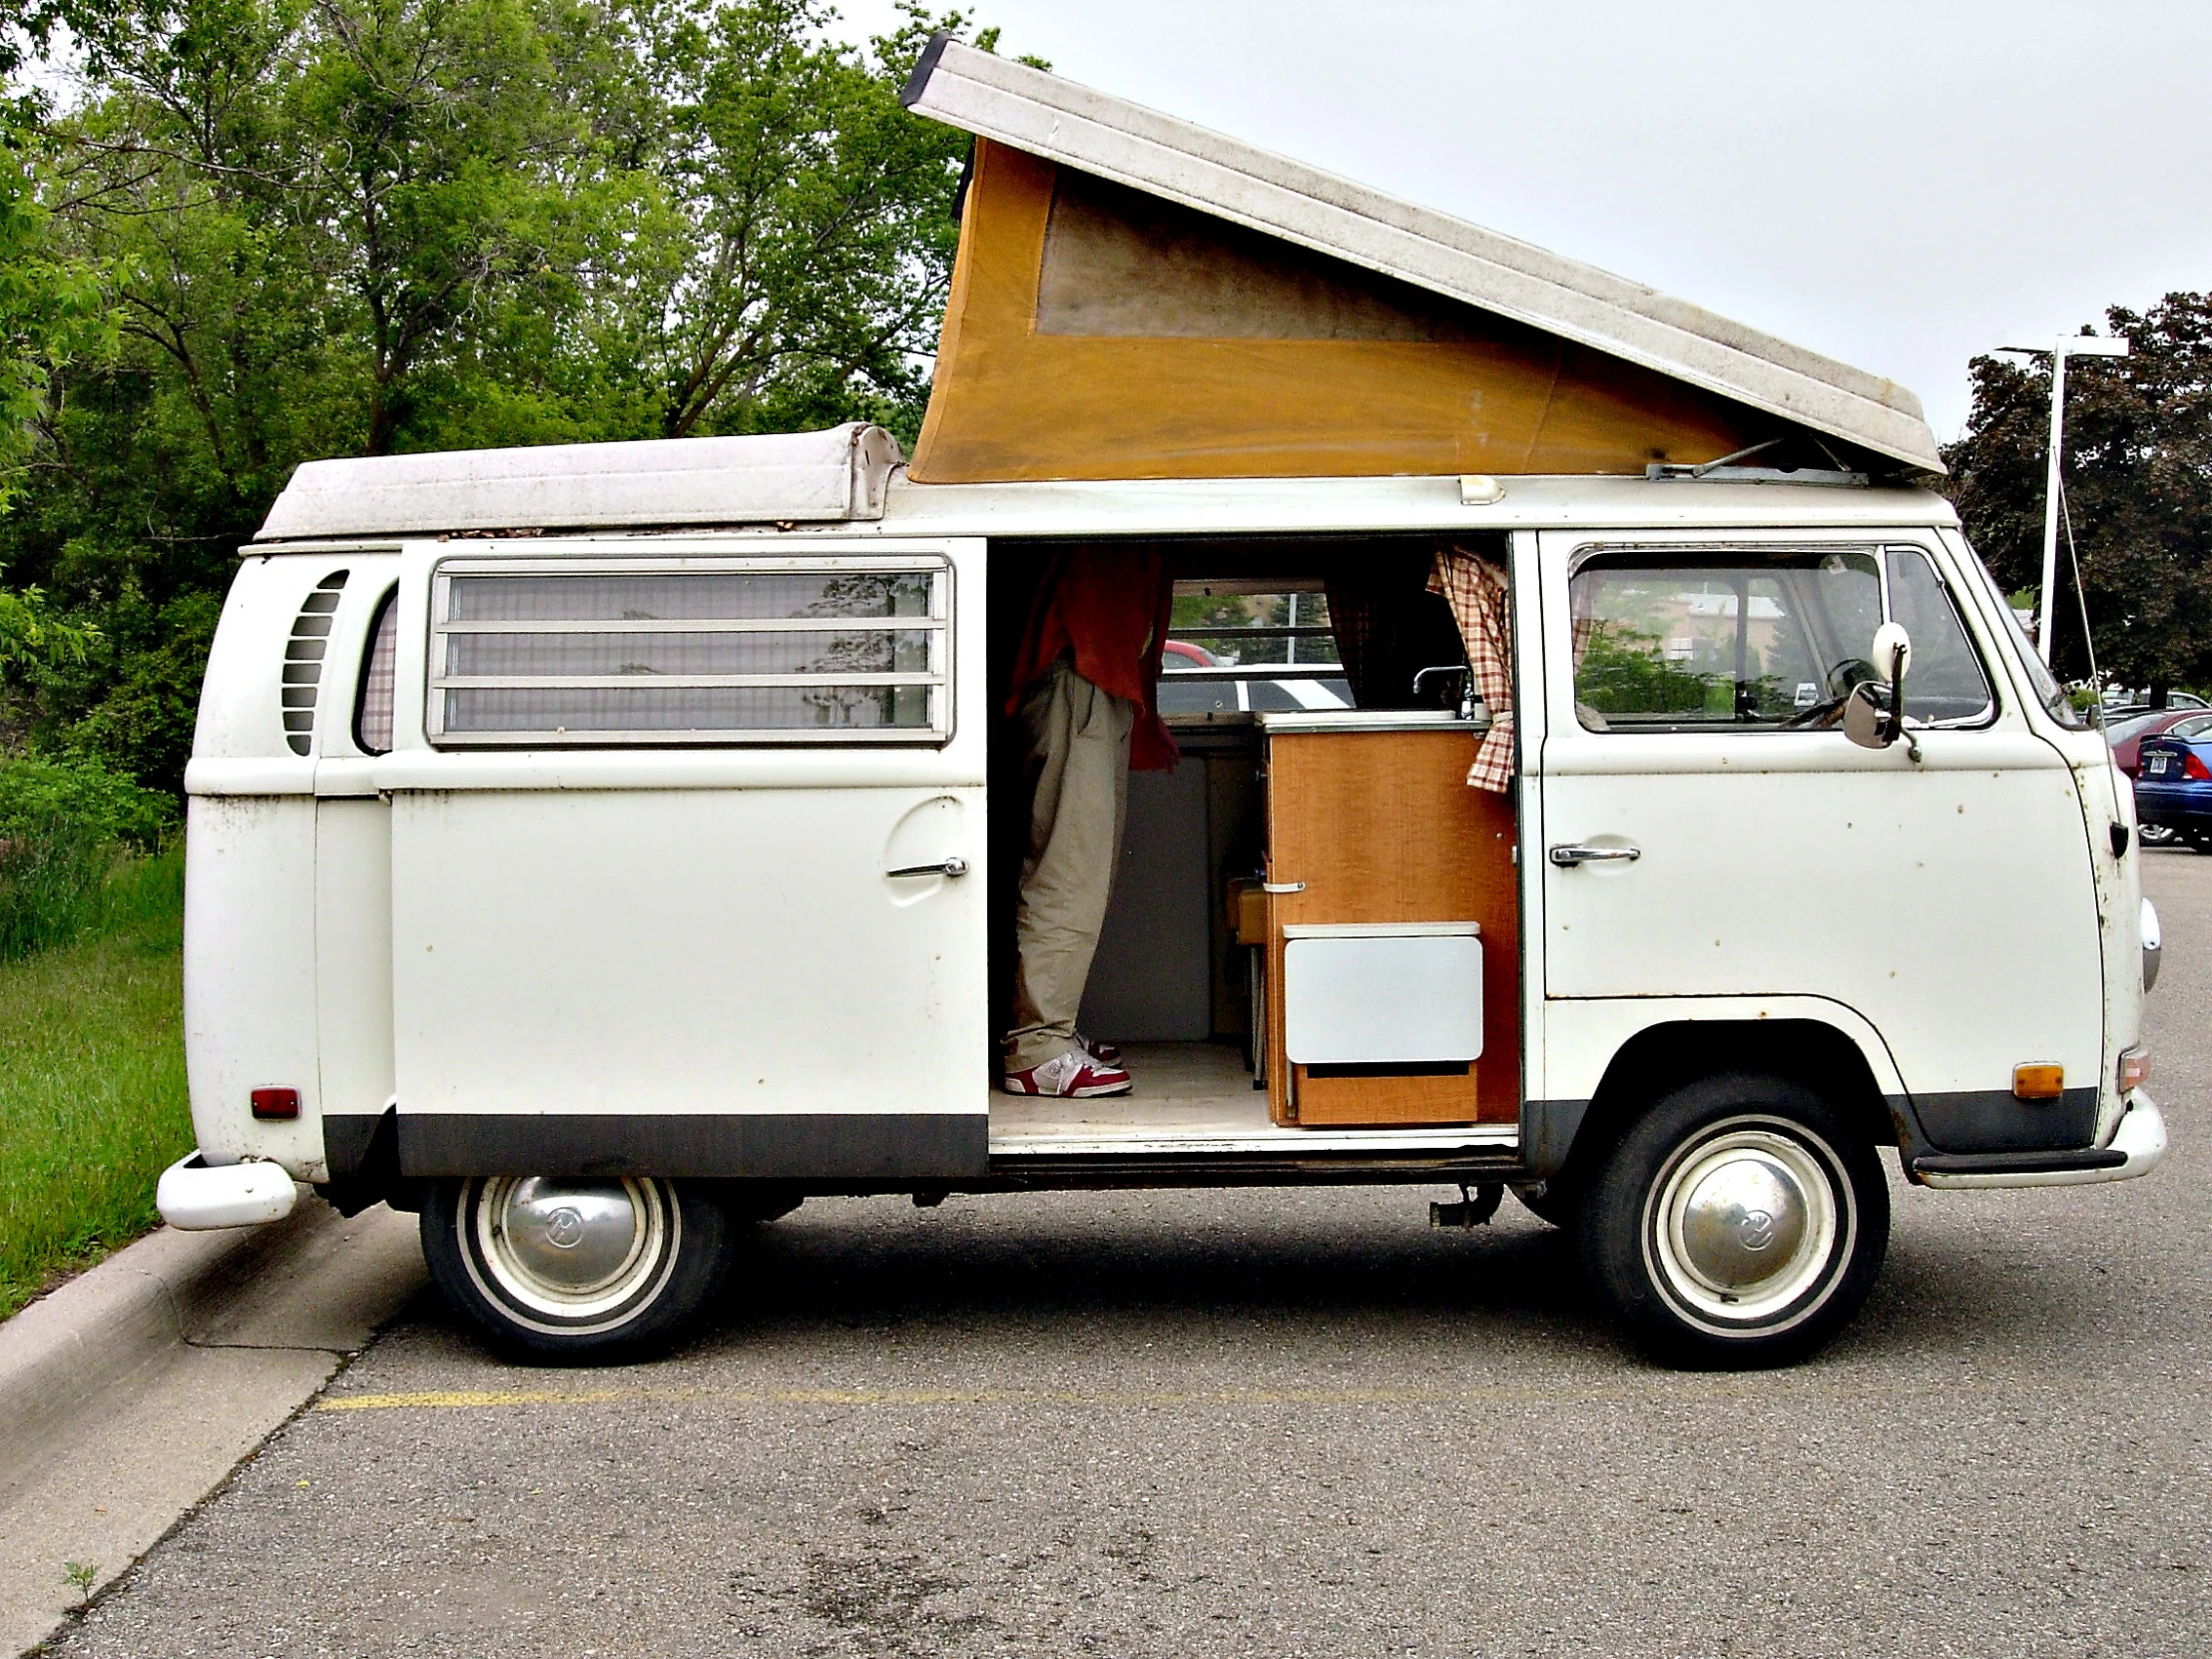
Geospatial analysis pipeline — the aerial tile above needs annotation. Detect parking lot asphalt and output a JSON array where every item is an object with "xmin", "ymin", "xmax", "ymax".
[{"xmin": 47, "ymin": 853, "xmax": 2212, "ymax": 1659}]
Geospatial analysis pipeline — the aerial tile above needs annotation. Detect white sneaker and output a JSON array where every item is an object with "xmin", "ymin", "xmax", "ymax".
[{"xmin": 1001, "ymin": 1050, "xmax": 1134, "ymax": 1097}]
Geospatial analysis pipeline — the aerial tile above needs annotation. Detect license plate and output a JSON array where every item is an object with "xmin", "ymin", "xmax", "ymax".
[{"xmin": 2147, "ymin": 754, "xmax": 2174, "ymax": 777}]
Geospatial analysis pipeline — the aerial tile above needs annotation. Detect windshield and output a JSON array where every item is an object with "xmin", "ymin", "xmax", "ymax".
[{"xmin": 1952, "ymin": 536, "xmax": 2090, "ymax": 730}]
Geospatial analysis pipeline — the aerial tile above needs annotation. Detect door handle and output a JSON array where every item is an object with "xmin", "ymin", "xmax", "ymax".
[
  {"xmin": 1547, "ymin": 843, "xmax": 1641, "ymax": 867},
  {"xmin": 1262, "ymin": 880, "xmax": 1306, "ymax": 893},
  {"xmin": 886, "ymin": 856, "xmax": 969, "ymax": 879}
]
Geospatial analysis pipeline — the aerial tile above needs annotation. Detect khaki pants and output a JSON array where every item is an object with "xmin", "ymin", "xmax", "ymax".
[{"xmin": 1006, "ymin": 659, "xmax": 1134, "ymax": 1071}]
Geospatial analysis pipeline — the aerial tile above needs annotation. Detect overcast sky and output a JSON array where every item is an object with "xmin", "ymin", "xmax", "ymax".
[{"xmin": 843, "ymin": 0, "xmax": 2212, "ymax": 441}]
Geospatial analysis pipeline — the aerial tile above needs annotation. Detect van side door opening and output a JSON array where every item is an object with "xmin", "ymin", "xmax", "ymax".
[{"xmin": 982, "ymin": 533, "xmax": 1524, "ymax": 1161}]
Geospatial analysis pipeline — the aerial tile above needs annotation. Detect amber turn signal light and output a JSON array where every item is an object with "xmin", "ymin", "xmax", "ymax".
[
  {"xmin": 251, "ymin": 1087, "xmax": 301, "ymax": 1121},
  {"xmin": 2012, "ymin": 1064, "xmax": 2065, "ymax": 1101},
  {"xmin": 2117, "ymin": 1047, "xmax": 2150, "ymax": 1093}
]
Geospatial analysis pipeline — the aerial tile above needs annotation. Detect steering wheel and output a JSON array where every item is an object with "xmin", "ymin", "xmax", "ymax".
[{"xmin": 1780, "ymin": 658, "xmax": 1880, "ymax": 729}]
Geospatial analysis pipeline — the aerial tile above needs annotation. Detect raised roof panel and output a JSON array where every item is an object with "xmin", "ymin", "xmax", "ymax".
[
  {"xmin": 901, "ymin": 39, "xmax": 1940, "ymax": 477},
  {"xmin": 256, "ymin": 423, "xmax": 904, "ymax": 541}
]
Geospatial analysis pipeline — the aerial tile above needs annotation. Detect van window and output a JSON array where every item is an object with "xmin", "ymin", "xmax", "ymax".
[
  {"xmin": 1158, "ymin": 581, "xmax": 1353, "ymax": 715},
  {"xmin": 353, "ymin": 586, "xmax": 398, "ymax": 755},
  {"xmin": 1571, "ymin": 550, "xmax": 1882, "ymax": 732},
  {"xmin": 425, "ymin": 558, "xmax": 950, "ymax": 747},
  {"xmin": 1884, "ymin": 548, "xmax": 1995, "ymax": 727}
]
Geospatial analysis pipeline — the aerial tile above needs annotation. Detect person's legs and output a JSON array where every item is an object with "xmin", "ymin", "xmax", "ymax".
[{"xmin": 1006, "ymin": 658, "xmax": 1135, "ymax": 1081}]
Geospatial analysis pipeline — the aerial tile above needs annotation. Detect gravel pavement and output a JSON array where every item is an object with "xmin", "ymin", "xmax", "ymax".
[{"xmin": 46, "ymin": 854, "xmax": 2212, "ymax": 1658}]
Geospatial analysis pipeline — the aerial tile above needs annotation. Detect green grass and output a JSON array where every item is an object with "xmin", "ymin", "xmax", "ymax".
[{"xmin": 0, "ymin": 851, "xmax": 191, "ymax": 1321}]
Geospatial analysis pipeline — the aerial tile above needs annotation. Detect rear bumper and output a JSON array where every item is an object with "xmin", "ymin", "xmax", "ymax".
[
  {"xmin": 1912, "ymin": 1091, "xmax": 2167, "ymax": 1189},
  {"xmin": 155, "ymin": 1153, "xmax": 300, "ymax": 1230}
]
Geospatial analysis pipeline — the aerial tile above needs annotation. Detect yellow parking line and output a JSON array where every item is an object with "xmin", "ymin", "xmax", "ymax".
[{"xmin": 315, "ymin": 1381, "xmax": 1771, "ymax": 1413}]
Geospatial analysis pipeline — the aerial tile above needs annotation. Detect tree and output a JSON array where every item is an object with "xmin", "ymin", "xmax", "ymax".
[
  {"xmin": 624, "ymin": 0, "xmax": 970, "ymax": 441},
  {"xmin": 1944, "ymin": 292, "xmax": 2212, "ymax": 700},
  {"xmin": 0, "ymin": 0, "xmax": 986, "ymax": 790}
]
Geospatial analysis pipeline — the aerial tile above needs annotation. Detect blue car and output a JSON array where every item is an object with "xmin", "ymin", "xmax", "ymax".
[{"xmin": 2134, "ymin": 726, "xmax": 2212, "ymax": 849}]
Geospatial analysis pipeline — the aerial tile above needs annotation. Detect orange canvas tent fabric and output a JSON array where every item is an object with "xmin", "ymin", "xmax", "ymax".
[{"xmin": 907, "ymin": 140, "xmax": 1781, "ymax": 485}]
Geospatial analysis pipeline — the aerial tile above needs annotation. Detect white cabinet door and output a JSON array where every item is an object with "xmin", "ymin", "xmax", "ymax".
[
  {"xmin": 382, "ymin": 538, "xmax": 989, "ymax": 1180},
  {"xmin": 1536, "ymin": 531, "xmax": 2103, "ymax": 1148}
]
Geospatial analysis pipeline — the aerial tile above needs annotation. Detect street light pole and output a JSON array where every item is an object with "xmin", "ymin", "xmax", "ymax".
[
  {"xmin": 2000, "ymin": 334, "xmax": 2130, "ymax": 666},
  {"xmin": 2035, "ymin": 347, "xmax": 2070, "ymax": 666}
]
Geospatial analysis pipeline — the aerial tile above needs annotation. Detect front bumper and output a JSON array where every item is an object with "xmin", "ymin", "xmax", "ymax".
[
  {"xmin": 156, "ymin": 1152, "xmax": 300, "ymax": 1230},
  {"xmin": 1913, "ymin": 1091, "xmax": 2167, "ymax": 1189}
]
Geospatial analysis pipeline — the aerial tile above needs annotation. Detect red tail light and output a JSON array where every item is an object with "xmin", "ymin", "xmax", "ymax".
[
  {"xmin": 2184, "ymin": 751, "xmax": 2211, "ymax": 782},
  {"xmin": 251, "ymin": 1087, "xmax": 300, "ymax": 1121}
]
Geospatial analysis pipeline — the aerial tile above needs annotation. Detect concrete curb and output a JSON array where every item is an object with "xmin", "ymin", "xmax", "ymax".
[
  {"xmin": 0, "ymin": 1194, "xmax": 424, "ymax": 1655},
  {"xmin": 2, "ymin": 1199, "xmax": 307, "ymax": 1453}
]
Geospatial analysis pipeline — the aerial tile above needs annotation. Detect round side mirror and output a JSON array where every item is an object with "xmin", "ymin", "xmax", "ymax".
[{"xmin": 1871, "ymin": 621, "xmax": 1913, "ymax": 686}]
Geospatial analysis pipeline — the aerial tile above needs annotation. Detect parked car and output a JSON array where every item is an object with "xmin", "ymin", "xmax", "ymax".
[
  {"xmin": 2133, "ymin": 722, "xmax": 2212, "ymax": 850},
  {"xmin": 1156, "ymin": 636, "xmax": 1354, "ymax": 715},
  {"xmin": 152, "ymin": 38, "xmax": 2168, "ymax": 1373},
  {"xmin": 2107, "ymin": 709, "xmax": 2212, "ymax": 775},
  {"xmin": 2104, "ymin": 693, "xmax": 2209, "ymax": 723},
  {"xmin": 2111, "ymin": 712, "xmax": 2212, "ymax": 846}
]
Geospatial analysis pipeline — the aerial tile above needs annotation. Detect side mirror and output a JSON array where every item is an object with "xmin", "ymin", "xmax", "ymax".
[
  {"xmin": 1845, "ymin": 623, "xmax": 1915, "ymax": 752},
  {"xmin": 1871, "ymin": 621, "xmax": 1913, "ymax": 686}
]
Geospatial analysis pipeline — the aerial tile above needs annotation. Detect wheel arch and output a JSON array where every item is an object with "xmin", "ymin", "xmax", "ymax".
[{"xmin": 1541, "ymin": 1017, "xmax": 1900, "ymax": 1196}]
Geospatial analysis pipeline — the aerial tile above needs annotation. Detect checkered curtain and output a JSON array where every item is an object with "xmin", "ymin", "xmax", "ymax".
[{"xmin": 1426, "ymin": 546, "xmax": 1515, "ymax": 793}]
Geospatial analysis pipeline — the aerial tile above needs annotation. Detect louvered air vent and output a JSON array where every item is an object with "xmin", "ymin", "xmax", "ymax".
[{"xmin": 282, "ymin": 570, "xmax": 349, "ymax": 756}]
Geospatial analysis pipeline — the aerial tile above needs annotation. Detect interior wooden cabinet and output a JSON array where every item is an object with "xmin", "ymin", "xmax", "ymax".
[{"xmin": 1262, "ymin": 722, "xmax": 1519, "ymax": 1126}]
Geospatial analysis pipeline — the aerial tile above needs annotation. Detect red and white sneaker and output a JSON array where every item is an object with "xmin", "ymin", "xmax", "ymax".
[
  {"xmin": 1074, "ymin": 1031, "xmax": 1122, "ymax": 1064},
  {"xmin": 1002, "ymin": 1050, "xmax": 1133, "ymax": 1097}
]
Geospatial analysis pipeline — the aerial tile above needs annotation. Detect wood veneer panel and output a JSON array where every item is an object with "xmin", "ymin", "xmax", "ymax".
[
  {"xmin": 1293, "ymin": 1066, "xmax": 1477, "ymax": 1126},
  {"xmin": 1263, "ymin": 728, "xmax": 1518, "ymax": 1127}
]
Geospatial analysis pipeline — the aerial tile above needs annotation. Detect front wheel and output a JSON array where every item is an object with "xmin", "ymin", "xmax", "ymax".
[
  {"xmin": 420, "ymin": 1175, "xmax": 731, "ymax": 1361},
  {"xmin": 1578, "ymin": 1075, "xmax": 1888, "ymax": 1369}
]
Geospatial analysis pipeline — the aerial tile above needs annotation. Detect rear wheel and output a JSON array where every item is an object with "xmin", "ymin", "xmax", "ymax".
[
  {"xmin": 1578, "ymin": 1074, "xmax": 1888, "ymax": 1368},
  {"xmin": 420, "ymin": 1175, "xmax": 731, "ymax": 1360}
]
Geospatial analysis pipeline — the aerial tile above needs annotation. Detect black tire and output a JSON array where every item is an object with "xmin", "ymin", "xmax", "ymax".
[
  {"xmin": 420, "ymin": 1175, "xmax": 731, "ymax": 1362},
  {"xmin": 1577, "ymin": 1073, "xmax": 1889, "ymax": 1369},
  {"xmin": 2188, "ymin": 830, "xmax": 2212, "ymax": 854},
  {"xmin": 1511, "ymin": 1180, "xmax": 1581, "ymax": 1229}
]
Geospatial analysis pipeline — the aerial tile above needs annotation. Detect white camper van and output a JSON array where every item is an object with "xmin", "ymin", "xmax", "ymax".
[{"xmin": 159, "ymin": 43, "xmax": 2166, "ymax": 1367}]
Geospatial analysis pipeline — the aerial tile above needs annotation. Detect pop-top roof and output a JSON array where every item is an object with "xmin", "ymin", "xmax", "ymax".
[
  {"xmin": 900, "ymin": 38, "xmax": 1939, "ymax": 474},
  {"xmin": 256, "ymin": 423, "xmax": 904, "ymax": 541}
]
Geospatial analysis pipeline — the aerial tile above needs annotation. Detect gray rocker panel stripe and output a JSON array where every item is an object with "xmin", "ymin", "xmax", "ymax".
[
  {"xmin": 1518, "ymin": 1088, "xmax": 2096, "ymax": 1177},
  {"xmin": 322, "ymin": 1112, "xmax": 389, "ymax": 1185},
  {"xmin": 386, "ymin": 1112, "xmax": 989, "ymax": 1181},
  {"xmin": 1911, "ymin": 1088, "xmax": 2098, "ymax": 1154}
]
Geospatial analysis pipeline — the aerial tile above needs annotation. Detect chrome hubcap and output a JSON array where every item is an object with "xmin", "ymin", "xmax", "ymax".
[
  {"xmin": 472, "ymin": 1176, "xmax": 672, "ymax": 1323},
  {"xmin": 1679, "ymin": 1153, "xmax": 1808, "ymax": 1290},
  {"xmin": 1650, "ymin": 1127, "xmax": 1841, "ymax": 1325}
]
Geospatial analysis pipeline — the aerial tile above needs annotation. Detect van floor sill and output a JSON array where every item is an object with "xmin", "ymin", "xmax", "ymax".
[{"xmin": 988, "ymin": 1042, "xmax": 1517, "ymax": 1158}]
